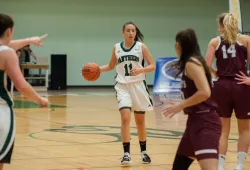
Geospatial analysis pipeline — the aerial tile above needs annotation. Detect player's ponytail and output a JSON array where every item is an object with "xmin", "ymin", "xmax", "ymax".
[
  {"xmin": 123, "ymin": 21, "xmax": 144, "ymax": 42},
  {"xmin": 218, "ymin": 13, "xmax": 238, "ymax": 44},
  {"xmin": 134, "ymin": 26, "xmax": 144, "ymax": 42}
]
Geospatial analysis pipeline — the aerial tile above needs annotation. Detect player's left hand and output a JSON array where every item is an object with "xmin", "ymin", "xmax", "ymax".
[
  {"xmin": 130, "ymin": 67, "xmax": 143, "ymax": 76},
  {"xmin": 29, "ymin": 34, "xmax": 48, "ymax": 47},
  {"xmin": 235, "ymin": 71, "xmax": 250, "ymax": 85},
  {"xmin": 162, "ymin": 102, "xmax": 183, "ymax": 118}
]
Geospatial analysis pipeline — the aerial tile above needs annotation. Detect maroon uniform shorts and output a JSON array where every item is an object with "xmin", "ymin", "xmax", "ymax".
[
  {"xmin": 177, "ymin": 110, "xmax": 221, "ymax": 161},
  {"xmin": 212, "ymin": 78, "xmax": 250, "ymax": 119}
]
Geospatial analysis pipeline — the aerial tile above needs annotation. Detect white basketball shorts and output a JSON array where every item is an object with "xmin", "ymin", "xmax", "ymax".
[
  {"xmin": 0, "ymin": 104, "xmax": 15, "ymax": 163},
  {"xmin": 114, "ymin": 80, "xmax": 153, "ymax": 112}
]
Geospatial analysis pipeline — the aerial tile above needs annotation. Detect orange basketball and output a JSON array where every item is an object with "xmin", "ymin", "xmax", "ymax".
[{"xmin": 82, "ymin": 63, "xmax": 101, "ymax": 81}]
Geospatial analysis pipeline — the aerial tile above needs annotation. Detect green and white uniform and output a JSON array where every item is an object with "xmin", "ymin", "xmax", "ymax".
[
  {"xmin": 114, "ymin": 41, "xmax": 153, "ymax": 112},
  {"xmin": 0, "ymin": 45, "xmax": 15, "ymax": 163}
]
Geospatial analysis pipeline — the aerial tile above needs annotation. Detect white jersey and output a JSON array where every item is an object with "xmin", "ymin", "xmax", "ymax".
[
  {"xmin": 115, "ymin": 41, "xmax": 146, "ymax": 83},
  {"xmin": 0, "ymin": 45, "xmax": 13, "ymax": 106}
]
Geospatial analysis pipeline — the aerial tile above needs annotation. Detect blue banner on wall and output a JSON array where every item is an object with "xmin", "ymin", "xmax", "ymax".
[
  {"xmin": 153, "ymin": 57, "xmax": 181, "ymax": 94},
  {"xmin": 152, "ymin": 57, "xmax": 185, "ymax": 129}
]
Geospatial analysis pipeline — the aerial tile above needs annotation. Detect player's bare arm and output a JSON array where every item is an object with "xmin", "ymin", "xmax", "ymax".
[
  {"xmin": 5, "ymin": 48, "xmax": 48, "ymax": 107},
  {"xmin": 247, "ymin": 35, "xmax": 250, "ymax": 62},
  {"xmin": 205, "ymin": 38, "xmax": 218, "ymax": 78},
  {"xmin": 8, "ymin": 33, "xmax": 48, "ymax": 51},
  {"xmin": 235, "ymin": 34, "xmax": 250, "ymax": 85}
]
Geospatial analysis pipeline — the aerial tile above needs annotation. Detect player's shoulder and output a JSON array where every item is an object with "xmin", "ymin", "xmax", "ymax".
[
  {"xmin": 187, "ymin": 57, "xmax": 202, "ymax": 67},
  {"xmin": 211, "ymin": 36, "xmax": 220, "ymax": 43},
  {"xmin": 0, "ymin": 45, "xmax": 17, "ymax": 65},
  {"xmin": 238, "ymin": 33, "xmax": 250, "ymax": 44},
  {"xmin": 136, "ymin": 41, "xmax": 144, "ymax": 46},
  {"xmin": 209, "ymin": 37, "xmax": 220, "ymax": 46},
  {"xmin": 113, "ymin": 42, "xmax": 122, "ymax": 49},
  {"xmin": 137, "ymin": 42, "xmax": 147, "ymax": 50},
  {"xmin": 0, "ymin": 46, "xmax": 17, "ymax": 60},
  {"xmin": 0, "ymin": 45, "xmax": 15, "ymax": 56},
  {"xmin": 238, "ymin": 33, "xmax": 249, "ymax": 39},
  {"xmin": 0, "ymin": 45, "xmax": 11, "ymax": 51}
]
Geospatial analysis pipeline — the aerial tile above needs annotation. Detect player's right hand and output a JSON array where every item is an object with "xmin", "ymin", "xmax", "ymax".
[
  {"xmin": 212, "ymin": 70, "xmax": 218, "ymax": 79},
  {"xmin": 38, "ymin": 97, "xmax": 50, "ymax": 108},
  {"xmin": 235, "ymin": 71, "xmax": 250, "ymax": 85},
  {"xmin": 162, "ymin": 102, "xmax": 183, "ymax": 118},
  {"xmin": 29, "ymin": 34, "xmax": 48, "ymax": 47}
]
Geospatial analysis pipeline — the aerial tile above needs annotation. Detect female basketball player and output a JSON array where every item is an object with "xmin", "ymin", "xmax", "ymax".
[
  {"xmin": 205, "ymin": 13, "xmax": 250, "ymax": 170},
  {"xmin": 163, "ymin": 28, "xmax": 221, "ymax": 170},
  {"xmin": 99, "ymin": 21, "xmax": 155, "ymax": 165},
  {"xmin": 0, "ymin": 13, "xmax": 49, "ymax": 170}
]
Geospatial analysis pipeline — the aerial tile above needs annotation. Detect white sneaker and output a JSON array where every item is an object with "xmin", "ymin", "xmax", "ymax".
[
  {"xmin": 121, "ymin": 152, "xmax": 132, "ymax": 166},
  {"xmin": 141, "ymin": 151, "xmax": 151, "ymax": 164},
  {"xmin": 234, "ymin": 164, "xmax": 244, "ymax": 170},
  {"xmin": 218, "ymin": 165, "xmax": 224, "ymax": 170}
]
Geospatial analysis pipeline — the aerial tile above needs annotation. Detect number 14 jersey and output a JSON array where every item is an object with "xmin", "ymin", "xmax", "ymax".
[
  {"xmin": 115, "ymin": 41, "xmax": 146, "ymax": 83},
  {"xmin": 215, "ymin": 35, "xmax": 248, "ymax": 77}
]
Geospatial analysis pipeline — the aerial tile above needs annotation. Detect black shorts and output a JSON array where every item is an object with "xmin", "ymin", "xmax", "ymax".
[{"xmin": 0, "ymin": 144, "xmax": 14, "ymax": 164}]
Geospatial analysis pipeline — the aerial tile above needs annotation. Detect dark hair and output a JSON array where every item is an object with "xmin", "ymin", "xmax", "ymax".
[
  {"xmin": 123, "ymin": 21, "xmax": 144, "ymax": 42},
  {"xmin": 175, "ymin": 28, "xmax": 211, "ymax": 82},
  {"xmin": 0, "ymin": 13, "xmax": 14, "ymax": 37}
]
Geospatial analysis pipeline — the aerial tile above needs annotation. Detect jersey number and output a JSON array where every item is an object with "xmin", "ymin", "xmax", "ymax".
[
  {"xmin": 124, "ymin": 64, "xmax": 132, "ymax": 76},
  {"xmin": 222, "ymin": 44, "xmax": 236, "ymax": 59}
]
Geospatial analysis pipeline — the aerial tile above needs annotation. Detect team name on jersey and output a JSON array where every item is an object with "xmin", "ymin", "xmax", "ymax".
[
  {"xmin": 117, "ymin": 55, "xmax": 139, "ymax": 64},
  {"xmin": 181, "ymin": 80, "xmax": 187, "ymax": 88}
]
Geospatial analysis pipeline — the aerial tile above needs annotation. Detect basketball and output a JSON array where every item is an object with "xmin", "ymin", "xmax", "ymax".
[{"xmin": 82, "ymin": 63, "xmax": 101, "ymax": 81}]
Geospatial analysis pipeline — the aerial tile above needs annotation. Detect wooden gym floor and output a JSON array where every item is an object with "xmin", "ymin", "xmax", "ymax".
[{"xmin": 3, "ymin": 87, "xmax": 250, "ymax": 170}]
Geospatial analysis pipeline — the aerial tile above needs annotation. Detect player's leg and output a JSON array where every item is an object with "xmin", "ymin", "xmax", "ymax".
[
  {"xmin": 218, "ymin": 118, "xmax": 230, "ymax": 169},
  {"xmin": 172, "ymin": 155, "xmax": 194, "ymax": 170},
  {"xmin": 233, "ymin": 84, "xmax": 250, "ymax": 170},
  {"xmin": 0, "ymin": 164, "xmax": 3, "ymax": 170},
  {"xmin": 114, "ymin": 83, "xmax": 132, "ymax": 165},
  {"xmin": 120, "ymin": 108, "xmax": 132, "ymax": 165},
  {"xmin": 233, "ymin": 119, "xmax": 250, "ymax": 170},
  {"xmin": 131, "ymin": 81, "xmax": 153, "ymax": 163},
  {"xmin": 198, "ymin": 159, "xmax": 218, "ymax": 170},
  {"xmin": 133, "ymin": 112, "xmax": 146, "ymax": 149},
  {"xmin": 212, "ymin": 80, "xmax": 233, "ymax": 170},
  {"xmin": 133, "ymin": 112, "xmax": 151, "ymax": 163},
  {"xmin": 218, "ymin": 118, "xmax": 231, "ymax": 154}
]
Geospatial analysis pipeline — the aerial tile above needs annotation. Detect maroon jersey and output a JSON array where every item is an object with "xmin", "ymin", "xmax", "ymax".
[
  {"xmin": 181, "ymin": 73, "xmax": 217, "ymax": 114},
  {"xmin": 215, "ymin": 36, "xmax": 247, "ymax": 77}
]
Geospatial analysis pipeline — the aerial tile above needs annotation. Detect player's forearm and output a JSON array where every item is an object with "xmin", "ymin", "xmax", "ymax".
[
  {"xmin": 179, "ymin": 91, "xmax": 210, "ymax": 109},
  {"xmin": 210, "ymin": 67, "xmax": 216, "ymax": 73},
  {"xmin": 210, "ymin": 67, "xmax": 218, "ymax": 78},
  {"xmin": 100, "ymin": 65, "xmax": 113, "ymax": 72},
  {"xmin": 15, "ymin": 81, "xmax": 41, "ymax": 104},
  {"xmin": 142, "ymin": 64, "xmax": 156, "ymax": 73},
  {"xmin": 8, "ymin": 38, "xmax": 32, "ymax": 51},
  {"xmin": 207, "ymin": 65, "xmax": 217, "ymax": 78}
]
